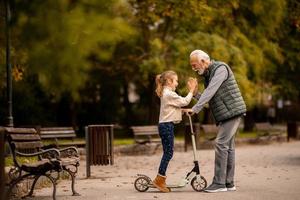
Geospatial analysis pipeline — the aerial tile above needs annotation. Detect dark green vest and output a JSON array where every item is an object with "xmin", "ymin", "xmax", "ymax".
[{"xmin": 204, "ymin": 61, "xmax": 247, "ymax": 123}]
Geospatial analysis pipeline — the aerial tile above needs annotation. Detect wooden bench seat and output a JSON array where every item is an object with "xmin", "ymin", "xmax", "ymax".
[
  {"xmin": 200, "ymin": 124, "xmax": 219, "ymax": 141},
  {"xmin": 254, "ymin": 122, "xmax": 284, "ymax": 139},
  {"xmin": 131, "ymin": 125, "xmax": 161, "ymax": 144}
]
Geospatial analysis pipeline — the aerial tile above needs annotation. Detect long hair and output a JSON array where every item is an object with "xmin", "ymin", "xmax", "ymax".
[{"xmin": 155, "ymin": 70, "xmax": 177, "ymax": 97}]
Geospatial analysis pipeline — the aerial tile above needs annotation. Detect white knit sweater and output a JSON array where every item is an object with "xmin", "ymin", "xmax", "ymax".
[{"xmin": 159, "ymin": 87, "xmax": 193, "ymax": 123}]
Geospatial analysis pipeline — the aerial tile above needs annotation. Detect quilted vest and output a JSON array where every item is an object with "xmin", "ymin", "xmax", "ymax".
[{"xmin": 204, "ymin": 61, "xmax": 247, "ymax": 123}]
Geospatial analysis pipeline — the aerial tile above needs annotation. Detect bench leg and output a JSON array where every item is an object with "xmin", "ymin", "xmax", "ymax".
[
  {"xmin": 5, "ymin": 173, "xmax": 32, "ymax": 199},
  {"xmin": 24, "ymin": 175, "xmax": 41, "ymax": 198},
  {"xmin": 64, "ymin": 165, "xmax": 80, "ymax": 196},
  {"xmin": 44, "ymin": 174, "xmax": 57, "ymax": 200}
]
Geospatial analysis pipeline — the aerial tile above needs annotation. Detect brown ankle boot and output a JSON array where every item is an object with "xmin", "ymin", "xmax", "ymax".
[{"xmin": 152, "ymin": 174, "xmax": 170, "ymax": 193}]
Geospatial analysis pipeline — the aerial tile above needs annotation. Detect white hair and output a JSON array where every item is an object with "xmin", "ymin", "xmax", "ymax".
[{"xmin": 190, "ymin": 49, "xmax": 210, "ymax": 61}]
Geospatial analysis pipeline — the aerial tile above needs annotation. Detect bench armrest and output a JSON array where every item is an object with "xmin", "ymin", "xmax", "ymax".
[
  {"xmin": 15, "ymin": 148, "xmax": 60, "ymax": 159},
  {"xmin": 59, "ymin": 146, "xmax": 79, "ymax": 157}
]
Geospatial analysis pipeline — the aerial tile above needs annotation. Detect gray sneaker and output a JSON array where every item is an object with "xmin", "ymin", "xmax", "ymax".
[
  {"xmin": 226, "ymin": 183, "xmax": 236, "ymax": 191},
  {"xmin": 204, "ymin": 184, "xmax": 227, "ymax": 193}
]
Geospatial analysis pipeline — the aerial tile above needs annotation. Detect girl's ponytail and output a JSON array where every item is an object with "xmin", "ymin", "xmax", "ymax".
[{"xmin": 155, "ymin": 74, "xmax": 163, "ymax": 97}]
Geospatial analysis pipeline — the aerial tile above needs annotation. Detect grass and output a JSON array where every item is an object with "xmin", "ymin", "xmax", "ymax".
[
  {"xmin": 237, "ymin": 131, "xmax": 257, "ymax": 138},
  {"xmin": 113, "ymin": 138, "xmax": 134, "ymax": 146},
  {"xmin": 5, "ymin": 156, "xmax": 38, "ymax": 167}
]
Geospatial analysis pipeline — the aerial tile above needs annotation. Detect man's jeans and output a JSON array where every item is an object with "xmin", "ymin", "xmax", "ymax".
[
  {"xmin": 213, "ymin": 117, "xmax": 241, "ymax": 186},
  {"xmin": 158, "ymin": 122, "xmax": 174, "ymax": 176}
]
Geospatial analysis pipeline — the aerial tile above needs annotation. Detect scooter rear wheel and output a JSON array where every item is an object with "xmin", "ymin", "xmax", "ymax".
[
  {"xmin": 191, "ymin": 176, "xmax": 207, "ymax": 192},
  {"xmin": 134, "ymin": 176, "xmax": 150, "ymax": 192}
]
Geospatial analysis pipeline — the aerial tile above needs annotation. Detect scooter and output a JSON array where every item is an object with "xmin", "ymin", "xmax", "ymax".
[{"xmin": 134, "ymin": 113, "xmax": 207, "ymax": 192}]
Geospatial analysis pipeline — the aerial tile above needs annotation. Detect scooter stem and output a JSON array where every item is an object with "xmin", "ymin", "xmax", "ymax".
[{"xmin": 187, "ymin": 114, "xmax": 197, "ymax": 161}]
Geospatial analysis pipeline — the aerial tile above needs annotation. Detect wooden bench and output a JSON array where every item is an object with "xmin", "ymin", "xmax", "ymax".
[
  {"xmin": 131, "ymin": 125, "xmax": 161, "ymax": 144},
  {"xmin": 3, "ymin": 127, "xmax": 80, "ymax": 199},
  {"xmin": 254, "ymin": 122, "xmax": 284, "ymax": 139},
  {"xmin": 200, "ymin": 124, "xmax": 219, "ymax": 141},
  {"xmin": 3, "ymin": 127, "xmax": 62, "ymax": 199},
  {"xmin": 39, "ymin": 127, "xmax": 77, "ymax": 145}
]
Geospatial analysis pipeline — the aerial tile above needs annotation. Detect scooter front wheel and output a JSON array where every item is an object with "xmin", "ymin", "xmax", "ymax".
[
  {"xmin": 134, "ymin": 176, "xmax": 150, "ymax": 192},
  {"xmin": 191, "ymin": 176, "xmax": 207, "ymax": 192}
]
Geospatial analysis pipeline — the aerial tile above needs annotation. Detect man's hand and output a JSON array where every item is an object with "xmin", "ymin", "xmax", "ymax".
[
  {"xmin": 187, "ymin": 77, "xmax": 198, "ymax": 95},
  {"xmin": 182, "ymin": 108, "xmax": 195, "ymax": 116}
]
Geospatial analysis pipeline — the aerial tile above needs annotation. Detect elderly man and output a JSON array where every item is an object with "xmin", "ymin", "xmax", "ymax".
[{"xmin": 185, "ymin": 50, "xmax": 247, "ymax": 193}]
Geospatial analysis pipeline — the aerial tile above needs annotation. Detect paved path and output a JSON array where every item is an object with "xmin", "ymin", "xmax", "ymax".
[{"xmin": 35, "ymin": 141, "xmax": 300, "ymax": 200}]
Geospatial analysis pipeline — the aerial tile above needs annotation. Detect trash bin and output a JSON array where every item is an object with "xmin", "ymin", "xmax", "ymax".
[
  {"xmin": 287, "ymin": 121, "xmax": 299, "ymax": 142},
  {"xmin": 184, "ymin": 122, "xmax": 201, "ymax": 152},
  {"xmin": 85, "ymin": 125, "xmax": 114, "ymax": 178},
  {"xmin": 0, "ymin": 128, "xmax": 5, "ymax": 200}
]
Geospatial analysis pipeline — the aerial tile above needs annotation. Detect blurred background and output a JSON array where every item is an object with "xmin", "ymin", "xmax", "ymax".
[{"xmin": 0, "ymin": 0, "xmax": 299, "ymax": 137}]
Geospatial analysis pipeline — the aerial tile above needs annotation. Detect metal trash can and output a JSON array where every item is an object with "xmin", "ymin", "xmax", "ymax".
[
  {"xmin": 0, "ymin": 128, "xmax": 5, "ymax": 200},
  {"xmin": 85, "ymin": 125, "xmax": 114, "ymax": 178},
  {"xmin": 287, "ymin": 121, "xmax": 299, "ymax": 142},
  {"xmin": 184, "ymin": 122, "xmax": 201, "ymax": 152}
]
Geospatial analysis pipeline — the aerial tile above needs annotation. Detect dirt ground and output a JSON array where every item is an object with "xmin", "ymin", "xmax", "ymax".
[{"xmin": 34, "ymin": 141, "xmax": 300, "ymax": 200}]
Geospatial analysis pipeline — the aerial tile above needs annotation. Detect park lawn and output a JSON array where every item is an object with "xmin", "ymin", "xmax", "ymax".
[
  {"xmin": 237, "ymin": 131, "xmax": 257, "ymax": 138},
  {"xmin": 42, "ymin": 138, "xmax": 85, "ymax": 146},
  {"xmin": 176, "ymin": 130, "xmax": 257, "ymax": 141},
  {"xmin": 5, "ymin": 156, "xmax": 38, "ymax": 167}
]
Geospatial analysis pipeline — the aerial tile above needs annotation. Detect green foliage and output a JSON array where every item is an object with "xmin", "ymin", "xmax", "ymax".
[
  {"xmin": 9, "ymin": 0, "xmax": 135, "ymax": 100},
  {"xmin": 0, "ymin": 0, "xmax": 299, "ymax": 126}
]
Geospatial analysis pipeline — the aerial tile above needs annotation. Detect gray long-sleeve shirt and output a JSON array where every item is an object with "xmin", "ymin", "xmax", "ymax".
[{"xmin": 192, "ymin": 65, "xmax": 228, "ymax": 113}]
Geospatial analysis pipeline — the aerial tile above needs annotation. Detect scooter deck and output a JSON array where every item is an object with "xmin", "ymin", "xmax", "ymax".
[
  {"xmin": 166, "ymin": 184, "xmax": 186, "ymax": 188},
  {"xmin": 148, "ymin": 183, "xmax": 185, "ymax": 189}
]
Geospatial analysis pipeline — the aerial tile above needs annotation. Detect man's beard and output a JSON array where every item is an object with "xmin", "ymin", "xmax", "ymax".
[{"xmin": 197, "ymin": 68, "xmax": 205, "ymax": 75}]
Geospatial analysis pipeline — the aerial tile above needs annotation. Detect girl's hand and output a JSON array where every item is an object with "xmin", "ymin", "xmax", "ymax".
[{"xmin": 187, "ymin": 77, "xmax": 198, "ymax": 94}]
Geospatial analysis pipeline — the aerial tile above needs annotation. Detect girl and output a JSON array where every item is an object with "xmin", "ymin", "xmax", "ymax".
[{"xmin": 153, "ymin": 70, "xmax": 197, "ymax": 192}]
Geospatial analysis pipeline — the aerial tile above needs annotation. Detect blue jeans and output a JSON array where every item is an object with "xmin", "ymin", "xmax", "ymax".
[{"xmin": 158, "ymin": 122, "xmax": 174, "ymax": 176}]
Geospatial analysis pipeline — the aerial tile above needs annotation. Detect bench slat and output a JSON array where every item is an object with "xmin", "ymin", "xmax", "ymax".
[
  {"xmin": 131, "ymin": 126, "xmax": 158, "ymax": 131},
  {"xmin": 5, "ymin": 127, "xmax": 37, "ymax": 134},
  {"xmin": 10, "ymin": 134, "xmax": 41, "ymax": 141},
  {"xmin": 41, "ymin": 134, "xmax": 76, "ymax": 139},
  {"xmin": 40, "ymin": 127, "xmax": 73, "ymax": 131},
  {"xmin": 133, "ymin": 131, "xmax": 159, "ymax": 136},
  {"xmin": 40, "ymin": 130, "xmax": 75, "ymax": 134},
  {"xmin": 13, "ymin": 141, "xmax": 43, "ymax": 149}
]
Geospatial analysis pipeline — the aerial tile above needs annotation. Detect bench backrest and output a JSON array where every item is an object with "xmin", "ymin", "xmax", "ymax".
[
  {"xmin": 255, "ymin": 123, "xmax": 272, "ymax": 131},
  {"xmin": 131, "ymin": 126, "xmax": 159, "ymax": 136},
  {"xmin": 200, "ymin": 124, "xmax": 219, "ymax": 140},
  {"xmin": 131, "ymin": 125, "xmax": 160, "ymax": 144},
  {"xmin": 4, "ymin": 127, "xmax": 43, "ymax": 167},
  {"xmin": 5, "ymin": 127, "xmax": 42, "ymax": 152},
  {"xmin": 39, "ymin": 127, "xmax": 76, "ymax": 139},
  {"xmin": 201, "ymin": 124, "xmax": 219, "ymax": 134}
]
